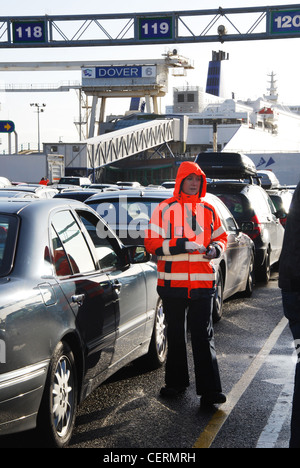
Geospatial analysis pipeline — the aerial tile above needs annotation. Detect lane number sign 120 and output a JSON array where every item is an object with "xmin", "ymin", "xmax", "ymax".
[
  {"xmin": 12, "ymin": 21, "xmax": 46, "ymax": 43},
  {"xmin": 270, "ymin": 10, "xmax": 300, "ymax": 35},
  {"xmin": 138, "ymin": 17, "xmax": 173, "ymax": 40}
]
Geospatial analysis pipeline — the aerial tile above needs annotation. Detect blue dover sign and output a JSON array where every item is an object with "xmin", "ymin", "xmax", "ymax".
[
  {"xmin": 82, "ymin": 65, "xmax": 156, "ymax": 79},
  {"xmin": 96, "ymin": 66, "xmax": 142, "ymax": 78}
]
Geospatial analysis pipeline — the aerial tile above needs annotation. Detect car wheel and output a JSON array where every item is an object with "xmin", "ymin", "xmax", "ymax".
[
  {"xmin": 213, "ymin": 267, "xmax": 224, "ymax": 323},
  {"xmin": 38, "ymin": 341, "xmax": 78, "ymax": 448},
  {"xmin": 242, "ymin": 251, "xmax": 255, "ymax": 297},
  {"xmin": 256, "ymin": 248, "xmax": 271, "ymax": 283},
  {"xmin": 143, "ymin": 298, "xmax": 167, "ymax": 369}
]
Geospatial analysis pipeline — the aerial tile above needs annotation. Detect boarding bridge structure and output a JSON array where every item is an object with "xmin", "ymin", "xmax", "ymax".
[{"xmin": 63, "ymin": 116, "xmax": 187, "ymax": 178}]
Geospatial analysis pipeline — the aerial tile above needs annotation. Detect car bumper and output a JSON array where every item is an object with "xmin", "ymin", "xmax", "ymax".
[{"xmin": 0, "ymin": 359, "xmax": 49, "ymax": 435}]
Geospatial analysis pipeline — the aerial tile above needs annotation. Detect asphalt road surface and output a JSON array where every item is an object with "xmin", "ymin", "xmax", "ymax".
[
  {"xmin": 0, "ymin": 271, "xmax": 295, "ymax": 450},
  {"xmin": 69, "ymin": 270, "xmax": 294, "ymax": 449}
]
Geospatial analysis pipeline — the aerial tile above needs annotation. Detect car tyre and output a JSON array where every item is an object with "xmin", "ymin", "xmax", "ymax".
[
  {"xmin": 256, "ymin": 248, "xmax": 271, "ymax": 283},
  {"xmin": 37, "ymin": 341, "xmax": 78, "ymax": 448},
  {"xmin": 143, "ymin": 298, "xmax": 167, "ymax": 369},
  {"xmin": 213, "ymin": 267, "xmax": 224, "ymax": 323},
  {"xmin": 242, "ymin": 251, "xmax": 255, "ymax": 297}
]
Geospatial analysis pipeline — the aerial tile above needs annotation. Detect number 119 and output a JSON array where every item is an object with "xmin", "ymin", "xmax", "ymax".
[{"xmin": 142, "ymin": 21, "xmax": 170, "ymax": 36}]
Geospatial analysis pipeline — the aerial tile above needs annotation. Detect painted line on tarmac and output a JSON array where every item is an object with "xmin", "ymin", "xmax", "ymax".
[
  {"xmin": 193, "ymin": 316, "xmax": 288, "ymax": 449},
  {"xmin": 256, "ymin": 372, "xmax": 294, "ymax": 448}
]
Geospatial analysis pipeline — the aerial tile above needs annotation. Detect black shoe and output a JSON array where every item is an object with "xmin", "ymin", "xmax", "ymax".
[
  {"xmin": 201, "ymin": 392, "xmax": 227, "ymax": 406},
  {"xmin": 160, "ymin": 386, "xmax": 187, "ymax": 398}
]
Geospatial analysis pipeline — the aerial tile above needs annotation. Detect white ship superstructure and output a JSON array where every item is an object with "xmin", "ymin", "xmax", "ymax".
[{"xmin": 171, "ymin": 58, "xmax": 300, "ymax": 184}]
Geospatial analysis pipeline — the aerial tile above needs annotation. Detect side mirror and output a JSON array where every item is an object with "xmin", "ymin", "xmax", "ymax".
[
  {"xmin": 241, "ymin": 221, "xmax": 254, "ymax": 232},
  {"xmin": 124, "ymin": 245, "xmax": 151, "ymax": 265},
  {"xmin": 275, "ymin": 209, "xmax": 286, "ymax": 219}
]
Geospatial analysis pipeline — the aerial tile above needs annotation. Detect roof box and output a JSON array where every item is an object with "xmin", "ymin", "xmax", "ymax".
[
  {"xmin": 195, "ymin": 152, "xmax": 257, "ymax": 179},
  {"xmin": 257, "ymin": 170, "xmax": 280, "ymax": 189}
]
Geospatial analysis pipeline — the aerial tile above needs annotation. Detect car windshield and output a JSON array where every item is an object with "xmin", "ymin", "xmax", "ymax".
[{"xmin": 0, "ymin": 214, "xmax": 19, "ymax": 276}]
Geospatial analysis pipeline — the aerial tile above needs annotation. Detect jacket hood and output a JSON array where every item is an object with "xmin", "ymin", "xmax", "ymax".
[{"xmin": 173, "ymin": 161, "xmax": 207, "ymax": 199}]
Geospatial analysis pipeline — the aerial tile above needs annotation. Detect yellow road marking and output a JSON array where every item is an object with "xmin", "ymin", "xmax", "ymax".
[{"xmin": 193, "ymin": 316, "xmax": 288, "ymax": 448}]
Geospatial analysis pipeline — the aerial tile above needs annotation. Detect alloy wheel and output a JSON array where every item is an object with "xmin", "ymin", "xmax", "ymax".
[{"xmin": 52, "ymin": 354, "xmax": 75, "ymax": 439}]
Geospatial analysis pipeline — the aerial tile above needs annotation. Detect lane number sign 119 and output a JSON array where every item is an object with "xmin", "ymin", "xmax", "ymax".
[
  {"xmin": 270, "ymin": 10, "xmax": 300, "ymax": 35},
  {"xmin": 12, "ymin": 21, "xmax": 47, "ymax": 43},
  {"xmin": 138, "ymin": 17, "xmax": 173, "ymax": 40}
]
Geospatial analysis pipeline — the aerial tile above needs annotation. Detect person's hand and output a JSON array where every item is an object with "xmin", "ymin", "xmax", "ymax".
[
  {"xmin": 203, "ymin": 245, "xmax": 217, "ymax": 259},
  {"xmin": 185, "ymin": 241, "xmax": 206, "ymax": 253}
]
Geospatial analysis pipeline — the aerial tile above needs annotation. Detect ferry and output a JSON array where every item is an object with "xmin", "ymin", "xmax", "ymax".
[{"xmin": 169, "ymin": 51, "xmax": 300, "ymax": 186}]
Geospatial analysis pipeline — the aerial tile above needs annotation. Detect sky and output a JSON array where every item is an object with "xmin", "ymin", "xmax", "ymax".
[{"xmin": 0, "ymin": 0, "xmax": 300, "ymax": 153}]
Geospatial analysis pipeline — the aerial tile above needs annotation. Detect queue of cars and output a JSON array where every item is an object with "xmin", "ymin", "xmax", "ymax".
[
  {"xmin": 0, "ymin": 153, "xmax": 291, "ymax": 446},
  {"xmin": 195, "ymin": 152, "xmax": 287, "ymax": 283}
]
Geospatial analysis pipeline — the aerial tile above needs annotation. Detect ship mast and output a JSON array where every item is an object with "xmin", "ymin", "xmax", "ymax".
[{"xmin": 263, "ymin": 72, "xmax": 278, "ymax": 103}]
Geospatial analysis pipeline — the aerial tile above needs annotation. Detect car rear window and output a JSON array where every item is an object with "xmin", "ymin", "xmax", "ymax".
[
  {"xmin": 211, "ymin": 192, "xmax": 250, "ymax": 222},
  {"xmin": 0, "ymin": 214, "xmax": 19, "ymax": 276},
  {"xmin": 88, "ymin": 198, "xmax": 160, "ymax": 226},
  {"xmin": 59, "ymin": 177, "xmax": 80, "ymax": 185}
]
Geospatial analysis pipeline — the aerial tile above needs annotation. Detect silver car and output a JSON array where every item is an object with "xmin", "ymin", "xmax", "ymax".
[{"xmin": 0, "ymin": 198, "xmax": 167, "ymax": 447}]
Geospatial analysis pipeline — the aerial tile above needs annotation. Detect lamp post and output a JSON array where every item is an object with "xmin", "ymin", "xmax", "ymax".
[{"xmin": 30, "ymin": 103, "xmax": 46, "ymax": 152}]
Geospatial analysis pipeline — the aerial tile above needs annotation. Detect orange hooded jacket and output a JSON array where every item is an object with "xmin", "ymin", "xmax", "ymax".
[{"xmin": 144, "ymin": 161, "xmax": 228, "ymax": 299}]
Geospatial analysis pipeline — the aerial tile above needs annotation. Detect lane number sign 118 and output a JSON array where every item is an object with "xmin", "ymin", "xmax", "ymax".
[
  {"xmin": 12, "ymin": 21, "xmax": 46, "ymax": 43},
  {"xmin": 270, "ymin": 10, "xmax": 300, "ymax": 34},
  {"xmin": 138, "ymin": 17, "xmax": 173, "ymax": 40}
]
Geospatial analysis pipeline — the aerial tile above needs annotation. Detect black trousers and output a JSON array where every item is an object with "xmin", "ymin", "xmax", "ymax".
[
  {"xmin": 282, "ymin": 290, "xmax": 300, "ymax": 448},
  {"xmin": 162, "ymin": 295, "xmax": 222, "ymax": 396}
]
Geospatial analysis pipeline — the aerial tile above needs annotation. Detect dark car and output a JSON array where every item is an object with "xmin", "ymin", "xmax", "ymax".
[
  {"xmin": 54, "ymin": 189, "xmax": 104, "ymax": 202},
  {"xmin": 0, "ymin": 199, "xmax": 167, "ymax": 447},
  {"xmin": 207, "ymin": 180, "xmax": 284, "ymax": 282},
  {"xmin": 85, "ymin": 189, "xmax": 255, "ymax": 322},
  {"xmin": 85, "ymin": 189, "xmax": 173, "ymax": 243},
  {"xmin": 58, "ymin": 176, "xmax": 91, "ymax": 187},
  {"xmin": 89, "ymin": 183, "xmax": 119, "ymax": 190},
  {"xmin": 194, "ymin": 152, "xmax": 285, "ymax": 283}
]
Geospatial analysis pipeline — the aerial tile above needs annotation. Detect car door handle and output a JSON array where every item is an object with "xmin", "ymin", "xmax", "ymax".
[
  {"xmin": 71, "ymin": 293, "xmax": 85, "ymax": 306},
  {"xmin": 112, "ymin": 280, "xmax": 122, "ymax": 291}
]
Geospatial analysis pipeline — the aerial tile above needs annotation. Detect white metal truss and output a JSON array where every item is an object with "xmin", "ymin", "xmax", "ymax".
[{"xmin": 85, "ymin": 118, "xmax": 181, "ymax": 169}]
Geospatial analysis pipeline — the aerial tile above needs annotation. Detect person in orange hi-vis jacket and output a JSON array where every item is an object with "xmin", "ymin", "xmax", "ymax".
[
  {"xmin": 39, "ymin": 177, "xmax": 49, "ymax": 185},
  {"xmin": 144, "ymin": 161, "xmax": 228, "ymax": 406}
]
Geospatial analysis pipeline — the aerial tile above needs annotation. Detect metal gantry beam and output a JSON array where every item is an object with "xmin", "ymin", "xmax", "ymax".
[{"xmin": 1, "ymin": 5, "xmax": 300, "ymax": 48}]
